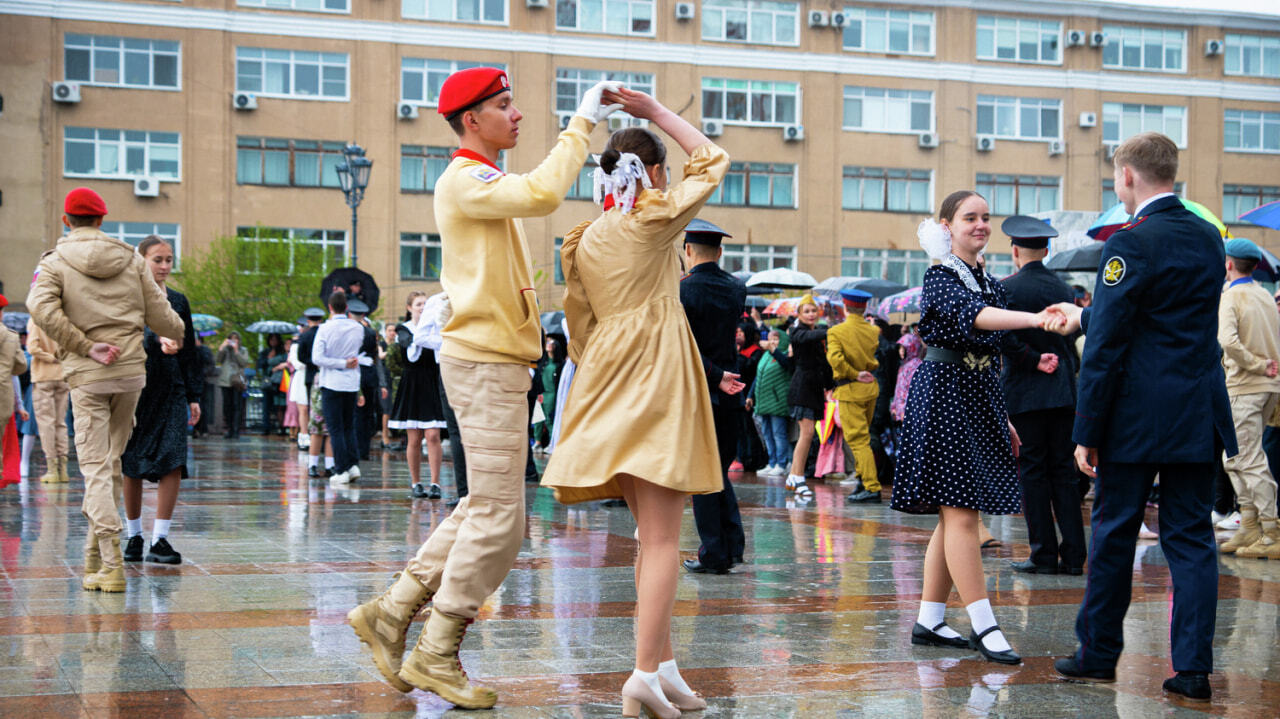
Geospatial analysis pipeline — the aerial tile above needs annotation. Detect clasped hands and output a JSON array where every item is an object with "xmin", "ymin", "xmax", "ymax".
[{"xmin": 1032, "ymin": 302, "xmax": 1083, "ymax": 336}]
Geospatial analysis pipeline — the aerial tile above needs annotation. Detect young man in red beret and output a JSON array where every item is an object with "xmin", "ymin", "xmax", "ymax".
[
  {"xmin": 348, "ymin": 67, "xmax": 621, "ymax": 708},
  {"xmin": 27, "ymin": 187, "xmax": 183, "ymax": 592}
]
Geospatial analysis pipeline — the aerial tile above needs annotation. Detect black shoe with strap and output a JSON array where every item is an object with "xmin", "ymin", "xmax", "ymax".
[
  {"xmin": 146, "ymin": 537, "xmax": 182, "ymax": 565},
  {"xmin": 123, "ymin": 534, "xmax": 144, "ymax": 563},
  {"xmin": 969, "ymin": 626, "xmax": 1021, "ymax": 665},
  {"xmin": 911, "ymin": 622, "xmax": 968, "ymax": 648},
  {"xmin": 1162, "ymin": 672, "xmax": 1211, "ymax": 702}
]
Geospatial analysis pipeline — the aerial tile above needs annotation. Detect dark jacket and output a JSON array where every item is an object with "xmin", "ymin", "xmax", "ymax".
[
  {"xmin": 999, "ymin": 260, "xmax": 1079, "ymax": 415},
  {"xmin": 680, "ymin": 262, "xmax": 747, "ymax": 408},
  {"xmin": 1074, "ymin": 195, "xmax": 1236, "ymax": 462},
  {"xmin": 787, "ymin": 323, "xmax": 833, "ymax": 414}
]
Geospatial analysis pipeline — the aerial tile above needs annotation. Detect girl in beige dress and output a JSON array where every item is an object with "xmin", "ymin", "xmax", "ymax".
[{"xmin": 541, "ymin": 87, "xmax": 728, "ymax": 719}]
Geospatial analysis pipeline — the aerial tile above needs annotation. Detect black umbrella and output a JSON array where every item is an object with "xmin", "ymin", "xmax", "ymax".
[
  {"xmin": 853, "ymin": 278, "xmax": 908, "ymax": 300},
  {"xmin": 732, "ymin": 270, "xmax": 775, "ymax": 296},
  {"xmin": 320, "ymin": 267, "xmax": 380, "ymax": 313},
  {"xmin": 1254, "ymin": 246, "xmax": 1280, "ymax": 282},
  {"xmin": 745, "ymin": 296, "xmax": 771, "ymax": 309},
  {"xmin": 540, "ymin": 310, "xmax": 565, "ymax": 335},
  {"xmin": 3, "ymin": 311, "xmax": 29, "ymax": 333},
  {"xmin": 1045, "ymin": 244, "xmax": 1104, "ymax": 272}
]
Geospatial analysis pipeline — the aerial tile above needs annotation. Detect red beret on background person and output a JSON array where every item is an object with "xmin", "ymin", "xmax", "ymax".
[
  {"xmin": 64, "ymin": 187, "xmax": 108, "ymax": 217},
  {"xmin": 0, "ymin": 293, "xmax": 8, "ymax": 309},
  {"xmin": 437, "ymin": 67, "xmax": 510, "ymax": 119}
]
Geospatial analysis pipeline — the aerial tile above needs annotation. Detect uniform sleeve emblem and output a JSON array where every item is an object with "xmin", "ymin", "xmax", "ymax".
[
  {"xmin": 469, "ymin": 166, "xmax": 501, "ymax": 184},
  {"xmin": 1102, "ymin": 256, "xmax": 1126, "ymax": 286}
]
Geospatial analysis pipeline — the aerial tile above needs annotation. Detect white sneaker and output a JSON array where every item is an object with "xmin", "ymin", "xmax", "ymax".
[
  {"xmin": 785, "ymin": 474, "xmax": 807, "ymax": 490},
  {"xmin": 329, "ymin": 471, "xmax": 350, "ymax": 486},
  {"xmin": 348, "ymin": 465, "xmax": 361, "ymax": 480},
  {"xmin": 297, "ymin": 435, "xmax": 310, "ymax": 450},
  {"xmin": 1216, "ymin": 511, "xmax": 1241, "ymax": 530}
]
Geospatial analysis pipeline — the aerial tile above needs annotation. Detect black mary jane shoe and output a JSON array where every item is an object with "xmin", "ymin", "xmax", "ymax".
[
  {"xmin": 969, "ymin": 626, "xmax": 1022, "ymax": 665},
  {"xmin": 911, "ymin": 622, "xmax": 968, "ymax": 648}
]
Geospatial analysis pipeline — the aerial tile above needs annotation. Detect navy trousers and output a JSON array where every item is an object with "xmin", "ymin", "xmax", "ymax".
[
  {"xmin": 321, "ymin": 388, "xmax": 360, "ymax": 474},
  {"xmin": 1074, "ymin": 460, "xmax": 1217, "ymax": 673},
  {"xmin": 1011, "ymin": 407, "xmax": 1087, "ymax": 569},
  {"xmin": 692, "ymin": 403, "xmax": 746, "ymax": 569}
]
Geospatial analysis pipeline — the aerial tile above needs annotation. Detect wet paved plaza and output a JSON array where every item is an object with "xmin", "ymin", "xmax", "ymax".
[{"xmin": 0, "ymin": 435, "xmax": 1276, "ymax": 718}]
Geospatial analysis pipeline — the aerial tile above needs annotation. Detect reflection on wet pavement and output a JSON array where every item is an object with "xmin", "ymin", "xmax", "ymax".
[{"xmin": 0, "ymin": 436, "xmax": 1275, "ymax": 717}]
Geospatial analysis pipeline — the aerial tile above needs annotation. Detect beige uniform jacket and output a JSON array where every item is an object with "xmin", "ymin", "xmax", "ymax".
[
  {"xmin": 1218, "ymin": 280, "xmax": 1280, "ymax": 397},
  {"xmin": 0, "ymin": 329, "xmax": 26, "ymax": 414},
  {"xmin": 25, "ymin": 319, "xmax": 64, "ymax": 383}
]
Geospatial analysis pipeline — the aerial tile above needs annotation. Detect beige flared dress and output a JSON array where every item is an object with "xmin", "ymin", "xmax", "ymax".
[{"xmin": 541, "ymin": 143, "xmax": 731, "ymax": 504}]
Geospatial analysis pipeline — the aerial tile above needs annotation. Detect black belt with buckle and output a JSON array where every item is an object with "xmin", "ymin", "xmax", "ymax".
[
  {"xmin": 834, "ymin": 378, "xmax": 854, "ymax": 388},
  {"xmin": 925, "ymin": 346, "xmax": 995, "ymax": 371}
]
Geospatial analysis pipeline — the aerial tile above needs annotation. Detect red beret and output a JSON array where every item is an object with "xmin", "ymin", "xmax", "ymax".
[
  {"xmin": 437, "ymin": 67, "xmax": 510, "ymax": 118},
  {"xmin": 64, "ymin": 187, "xmax": 108, "ymax": 217},
  {"xmin": 0, "ymin": 294, "xmax": 7, "ymax": 309}
]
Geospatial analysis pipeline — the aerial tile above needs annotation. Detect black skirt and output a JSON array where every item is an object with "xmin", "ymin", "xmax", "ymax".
[{"xmin": 389, "ymin": 347, "xmax": 445, "ymax": 430}]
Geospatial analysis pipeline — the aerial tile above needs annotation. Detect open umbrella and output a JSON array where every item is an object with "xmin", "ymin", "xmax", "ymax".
[
  {"xmin": 246, "ymin": 320, "xmax": 299, "ymax": 334},
  {"xmin": 2, "ymin": 312, "xmax": 29, "ymax": 333},
  {"xmin": 853, "ymin": 278, "xmax": 908, "ymax": 300},
  {"xmin": 812, "ymin": 276, "xmax": 866, "ymax": 300},
  {"xmin": 1089, "ymin": 199, "xmax": 1228, "ymax": 242},
  {"xmin": 320, "ymin": 267, "xmax": 380, "ymax": 313},
  {"xmin": 744, "ymin": 295, "xmax": 771, "ymax": 309},
  {"xmin": 876, "ymin": 287, "xmax": 922, "ymax": 325},
  {"xmin": 540, "ymin": 310, "xmax": 565, "ymax": 335},
  {"xmin": 1045, "ymin": 244, "xmax": 1105, "ymax": 272},
  {"xmin": 1240, "ymin": 199, "xmax": 1280, "ymax": 231},
  {"xmin": 190, "ymin": 313, "xmax": 223, "ymax": 334},
  {"xmin": 1252, "ymin": 245, "xmax": 1280, "ymax": 282},
  {"xmin": 745, "ymin": 267, "xmax": 818, "ymax": 291}
]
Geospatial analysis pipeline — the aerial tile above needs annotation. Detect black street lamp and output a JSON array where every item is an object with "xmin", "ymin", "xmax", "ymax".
[{"xmin": 335, "ymin": 143, "xmax": 373, "ymax": 267}]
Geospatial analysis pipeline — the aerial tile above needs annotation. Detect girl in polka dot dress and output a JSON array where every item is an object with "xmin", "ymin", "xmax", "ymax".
[{"xmin": 892, "ymin": 190, "xmax": 1063, "ymax": 665}]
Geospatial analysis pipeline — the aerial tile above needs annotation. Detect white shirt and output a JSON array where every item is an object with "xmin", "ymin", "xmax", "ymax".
[
  {"xmin": 1132, "ymin": 191, "xmax": 1176, "ymax": 219},
  {"xmin": 313, "ymin": 314, "xmax": 368, "ymax": 392},
  {"xmin": 409, "ymin": 292, "xmax": 448, "ymax": 363}
]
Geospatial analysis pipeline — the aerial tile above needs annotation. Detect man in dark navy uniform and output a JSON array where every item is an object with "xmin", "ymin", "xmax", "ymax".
[
  {"xmin": 1050, "ymin": 132, "xmax": 1236, "ymax": 703},
  {"xmin": 679, "ymin": 219, "xmax": 747, "ymax": 574},
  {"xmin": 997, "ymin": 215, "xmax": 1085, "ymax": 575}
]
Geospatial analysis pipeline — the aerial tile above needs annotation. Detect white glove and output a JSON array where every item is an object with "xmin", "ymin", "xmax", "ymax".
[{"xmin": 574, "ymin": 80, "xmax": 624, "ymax": 124}]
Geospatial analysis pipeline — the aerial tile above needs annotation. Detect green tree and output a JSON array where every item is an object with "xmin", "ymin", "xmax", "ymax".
[{"xmin": 173, "ymin": 229, "xmax": 328, "ymax": 340}]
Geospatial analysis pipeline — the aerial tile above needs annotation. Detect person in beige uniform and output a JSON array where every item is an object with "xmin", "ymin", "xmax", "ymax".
[
  {"xmin": 1217, "ymin": 238, "xmax": 1280, "ymax": 559},
  {"xmin": 27, "ymin": 187, "xmax": 183, "ymax": 592},
  {"xmin": 347, "ymin": 68, "xmax": 622, "ymax": 708},
  {"xmin": 26, "ymin": 318, "xmax": 70, "ymax": 483}
]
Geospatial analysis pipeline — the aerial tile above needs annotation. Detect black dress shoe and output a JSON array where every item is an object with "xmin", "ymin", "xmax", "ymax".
[
  {"xmin": 427, "ymin": 483, "xmax": 442, "ymax": 500},
  {"xmin": 911, "ymin": 622, "xmax": 968, "ymax": 648},
  {"xmin": 1053, "ymin": 655, "xmax": 1115, "ymax": 683},
  {"xmin": 146, "ymin": 537, "xmax": 182, "ymax": 565},
  {"xmin": 123, "ymin": 534, "xmax": 144, "ymax": 562},
  {"xmin": 732, "ymin": 554, "xmax": 744, "ymax": 565},
  {"xmin": 1057, "ymin": 564, "xmax": 1084, "ymax": 576},
  {"xmin": 1010, "ymin": 560, "xmax": 1058, "ymax": 574},
  {"xmin": 307, "ymin": 465, "xmax": 321, "ymax": 478},
  {"xmin": 1162, "ymin": 672, "xmax": 1211, "ymax": 702},
  {"xmin": 412, "ymin": 483, "xmax": 429, "ymax": 499},
  {"xmin": 682, "ymin": 559, "xmax": 729, "ymax": 575},
  {"xmin": 969, "ymin": 626, "xmax": 1021, "ymax": 665},
  {"xmin": 846, "ymin": 489, "xmax": 882, "ymax": 504}
]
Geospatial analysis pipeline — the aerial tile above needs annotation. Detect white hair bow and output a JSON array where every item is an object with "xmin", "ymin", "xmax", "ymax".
[
  {"xmin": 592, "ymin": 152, "xmax": 651, "ymax": 214},
  {"xmin": 917, "ymin": 218, "xmax": 952, "ymax": 260}
]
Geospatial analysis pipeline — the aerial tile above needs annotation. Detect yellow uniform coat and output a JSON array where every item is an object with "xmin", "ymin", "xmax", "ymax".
[{"xmin": 827, "ymin": 315, "xmax": 881, "ymax": 489}]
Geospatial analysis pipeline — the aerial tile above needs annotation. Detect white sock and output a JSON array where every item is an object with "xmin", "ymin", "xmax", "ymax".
[
  {"xmin": 308, "ymin": 455, "xmax": 319, "ymax": 468},
  {"xmin": 917, "ymin": 600, "xmax": 961, "ymax": 639},
  {"xmin": 153, "ymin": 519, "xmax": 171, "ymax": 540},
  {"xmin": 657, "ymin": 659, "xmax": 695, "ymax": 696},
  {"xmin": 21, "ymin": 436, "xmax": 35, "ymax": 474},
  {"xmin": 965, "ymin": 598, "xmax": 1011, "ymax": 652},
  {"xmin": 324, "ymin": 457, "xmax": 335, "ymax": 469},
  {"xmin": 126, "ymin": 517, "xmax": 143, "ymax": 538},
  {"xmin": 630, "ymin": 668, "xmax": 673, "ymax": 708}
]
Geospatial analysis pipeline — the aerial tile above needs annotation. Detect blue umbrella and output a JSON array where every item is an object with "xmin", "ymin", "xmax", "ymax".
[{"xmin": 1240, "ymin": 200, "xmax": 1280, "ymax": 231}]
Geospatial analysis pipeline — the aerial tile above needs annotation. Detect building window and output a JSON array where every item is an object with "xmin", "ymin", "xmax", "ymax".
[
  {"xmin": 1225, "ymin": 33, "xmax": 1280, "ymax": 78},
  {"xmin": 235, "ymin": 47, "xmax": 348, "ymax": 100},
  {"xmin": 400, "ymin": 145, "xmax": 452, "ymax": 192},
  {"xmin": 100, "ymin": 222, "xmax": 181, "ymax": 265},
  {"xmin": 64, "ymin": 127, "xmax": 180, "ymax": 180},
  {"xmin": 237, "ymin": 0, "xmax": 349, "ymax": 11},
  {"xmin": 64, "ymin": 34, "xmax": 180, "ymax": 89},
  {"xmin": 401, "ymin": 233, "xmax": 443, "ymax": 280},
  {"xmin": 557, "ymin": 69, "xmax": 654, "ymax": 124},
  {"xmin": 702, "ymin": 0, "xmax": 799, "ymax": 47},
  {"xmin": 842, "ymin": 7, "xmax": 933, "ymax": 56},
  {"xmin": 842, "ymin": 167, "xmax": 931, "ymax": 213},
  {"xmin": 839, "ymin": 248, "xmax": 932, "ymax": 286},
  {"xmin": 1224, "ymin": 109, "xmax": 1280, "ymax": 154},
  {"xmin": 554, "ymin": 237, "xmax": 565, "ymax": 283},
  {"xmin": 707, "ymin": 162, "xmax": 795, "ymax": 208},
  {"xmin": 1223, "ymin": 184, "xmax": 1280, "ymax": 223},
  {"xmin": 842, "ymin": 86, "xmax": 932, "ymax": 134},
  {"xmin": 1102, "ymin": 180, "xmax": 1182, "ymax": 209},
  {"xmin": 721, "ymin": 244, "xmax": 795, "ymax": 273},
  {"xmin": 1101, "ymin": 25, "xmax": 1185, "ymax": 73},
  {"xmin": 975, "ymin": 16, "xmax": 1060, "ymax": 64},
  {"xmin": 701, "ymin": 78, "xmax": 799, "ymax": 126},
  {"xmin": 236, "ymin": 137, "xmax": 344, "ymax": 187},
  {"xmin": 556, "ymin": 0, "xmax": 653, "ymax": 35},
  {"xmin": 400, "ymin": 59, "xmax": 504, "ymax": 106},
  {"xmin": 402, "ymin": 0, "xmax": 506, "ymax": 24},
  {"xmin": 1102, "ymin": 102, "xmax": 1186, "ymax": 148},
  {"xmin": 236, "ymin": 227, "xmax": 346, "ymax": 273},
  {"xmin": 976, "ymin": 95, "xmax": 1060, "ymax": 140},
  {"xmin": 976, "ymin": 174, "xmax": 1060, "ymax": 215},
  {"xmin": 567, "ymin": 160, "xmax": 599, "ymax": 201}
]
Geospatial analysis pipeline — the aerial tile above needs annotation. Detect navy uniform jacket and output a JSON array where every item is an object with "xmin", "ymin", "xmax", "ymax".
[
  {"xmin": 1073, "ymin": 195, "xmax": 1237, "ymax": 462},
  {"xmin": 680, "ymin": 261, "xmax": 747, "ymax": 408},
  {"xmin": 999, "ymin": 260, "xmax": 1078, "ymax": 415},
  {"xmin": 295, "ymin": 325, "xmax": 320, "ymax": 389}
]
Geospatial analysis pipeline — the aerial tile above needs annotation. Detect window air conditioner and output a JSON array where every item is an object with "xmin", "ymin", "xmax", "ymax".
[
  {"xmin": 1047, "ymin": 140, "xmax": 1065, "ymax": 156},
  {"xmin": 525, "ymin": 0, "xmax": 548, "ymax": 7},
  {"xmin": 233, "ymin": 92, "xmax": 257, "ymax": 110},
  {"xmin": 1089, "ymin": 31, "xmax": 1107, "ymax": 48},
  {"xmin": 133, "ymin": 176, "xmax": 160, "ymax": 197},
  {"xmin": 808, "ymin": 10, "xmax": 829, "ymax": 28},
  {"xmin": 830, "ymin": 12, "xmax": 847, "ymax": 28},
  {"xmin": 782, "ymin": 124, "xmax": 804, "ymax": 141},
  {"xmin": 918, "ymin": 132, "xmax": 938, "ymax": 148},
  {"xmin": 702, "ymin": 120, "xmax": 723, "ymax": 137},
  {"xmin": 1078, "ymin": 111, "xmax": 1097, "ymax": 128},
  {"xmin": 398, "ymin": 102, "xmax": 419, "ymax": 120},
  {"xmin": 558, "ymin": 111, "xmax": 574, "ymax": 130},
  {"xmin": 674, "ymin": 2, "xmax": 695, "ymax": 20},
  {"xmin": 976, "ymin": 135, "xmax": 996, "ymax": 152},
  {"xmin": 1105, "ymin": 143, "xmax": 1120, "ymax": 161},
  {"xmin": 1205, "ymin": 39, "xmax": 1224, "ymax": 56},
  {"xmin": 1065, "ymin": 29, "xmax": 1085, "ymax": 47},
  {"xmin": 52, "ymin": 81, "xmax": 81, "ymax": 103}
]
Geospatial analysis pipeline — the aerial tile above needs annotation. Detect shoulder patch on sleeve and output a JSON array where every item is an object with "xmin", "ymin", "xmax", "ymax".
[
  {"xmin": 1102, "ymin": 256, "xmax": 1127, "ymax": 286},
  {"xmin": 468, "ymin": 165, "xmax": 502, "ymax": 184}
]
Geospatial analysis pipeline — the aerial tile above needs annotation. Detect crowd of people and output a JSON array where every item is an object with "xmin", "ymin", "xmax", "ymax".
[{"xmin": 1, "ymin": 64, "xmax": 1271, "ymax": 713}]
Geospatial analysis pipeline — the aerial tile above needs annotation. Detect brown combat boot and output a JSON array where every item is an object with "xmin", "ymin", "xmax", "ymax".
[
  {"xmin": 347, "ymin": 572, "xmax": 432, "ymax": 692},
  {"xmin": 82, "ymin": 536, "xmax": 125, "ymax": 592},
  {"xmin": 83, "ymin": 532, "xmax": 101, "ymax": 575},
  {"xmin": 1235, "ymin": 520, "xmax": 1279, "ymax": 559},
  {"xmin": 1220, "ymin": 506, "xmax": 1259, "ymax": 554},
  {"xmin": 397, "ymin": 610, "xmax": 497, "ymax": 709}
]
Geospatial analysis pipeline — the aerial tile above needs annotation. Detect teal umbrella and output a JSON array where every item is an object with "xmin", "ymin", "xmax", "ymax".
[{"xmin": 191, "ymin": 314, "xmax": 223, "ymax": 333}]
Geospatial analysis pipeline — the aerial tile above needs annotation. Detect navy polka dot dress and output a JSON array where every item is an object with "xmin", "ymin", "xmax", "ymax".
[{"xmin": 891, "ymin": 262, "xmax": 1021, "ymax": 515}]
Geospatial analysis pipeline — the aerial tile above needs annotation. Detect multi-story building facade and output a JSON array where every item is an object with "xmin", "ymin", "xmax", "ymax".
[{"xmin": 2, "ymin": 0, "xmax": 1278, "ymax": 314}]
